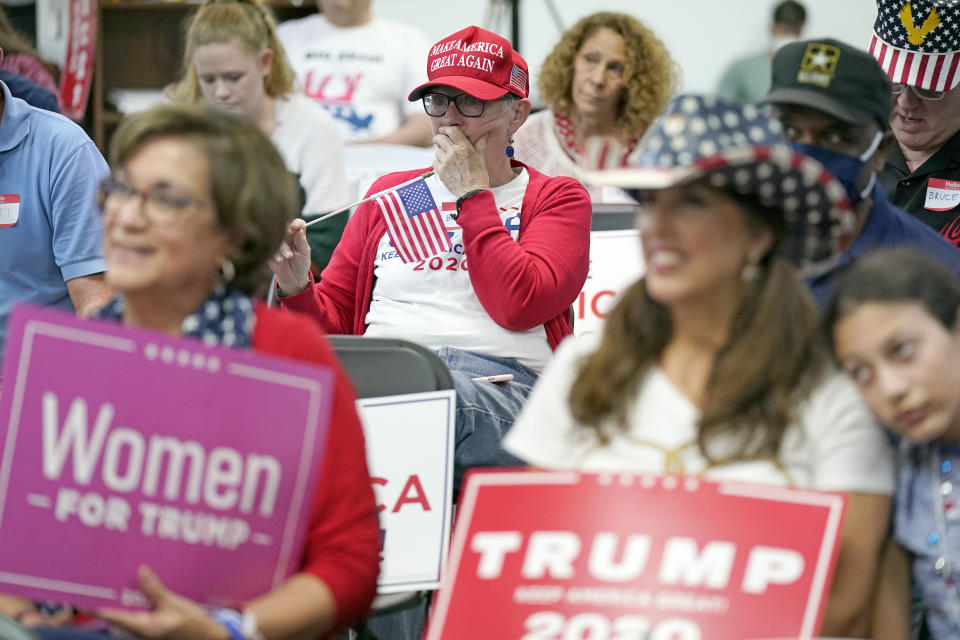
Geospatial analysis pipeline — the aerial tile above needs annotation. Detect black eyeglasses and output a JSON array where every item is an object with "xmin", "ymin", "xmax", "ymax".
[
  {"xmin": 422, "ymin": 93, "xmax": 488, "ymax": 118},
  {"xmin": 98, "ymin": 176, "xmax": 209, "ymax": 227},
  {"xmin": 891, "ymin": 83, "xmax": 947, "ymax": 101}
]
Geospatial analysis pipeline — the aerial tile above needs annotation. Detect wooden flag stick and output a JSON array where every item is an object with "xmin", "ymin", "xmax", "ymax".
[{"xmin": 304, "ymin": 170, "xmax": 435, "ymax": 228}]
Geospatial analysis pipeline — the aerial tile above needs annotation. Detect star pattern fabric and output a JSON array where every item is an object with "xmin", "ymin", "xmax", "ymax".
[
  {"xmin": 96, "ymin": 284, "xmax": 255, "ymax": 349},
  {"xmin": 598, "ymin": 94, "xmax": 857, "ymax": 273},
  {"xmin": 870, "ymin": 0, "xmax": 960, "ymax": 90},
  {"xmin": 874, "ymin": 0, "xmax": 959, "ymax": 54}
]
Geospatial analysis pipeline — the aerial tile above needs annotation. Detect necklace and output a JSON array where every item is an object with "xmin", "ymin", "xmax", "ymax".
[
  {"xmin": 552, "ymin": 111, "xmax": 639, "ymax": 166},
  {"xmin": 575, "ymin": 434, "xmax": 795, "ymax": 485}
]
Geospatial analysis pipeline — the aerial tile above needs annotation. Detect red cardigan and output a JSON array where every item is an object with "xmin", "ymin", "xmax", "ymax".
[
  {"xmin": 252, "ymin": 303, "xmax": 379, "ymax": 631},
  {"xmin": 281, "ymin": 162, "xmax": 592, "ymax": 350}
]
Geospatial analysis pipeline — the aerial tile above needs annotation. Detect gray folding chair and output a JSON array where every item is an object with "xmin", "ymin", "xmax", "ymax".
[
  {"xmin": 327, "ymin": 336, "xmax": 454, "ymax": 398},
  {"xmin": 327, "ymin": 336, "xmax": 453, "ymax": 640},
  {"xmin": 591, "ymin": 203, "xmax": 640, "ymax": 231}
]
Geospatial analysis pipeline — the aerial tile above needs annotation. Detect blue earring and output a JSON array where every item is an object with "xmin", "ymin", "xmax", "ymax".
[{"xmin": 506, "ymin": 136, "xmax": 515, "ymax": 158}]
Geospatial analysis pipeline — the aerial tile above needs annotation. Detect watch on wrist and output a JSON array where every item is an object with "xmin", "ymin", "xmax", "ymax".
[{"xmin": 454, "ymin": 189, "xmax": 488, "ymax": 218}]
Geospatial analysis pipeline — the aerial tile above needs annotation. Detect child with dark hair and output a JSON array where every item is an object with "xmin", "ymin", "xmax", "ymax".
[{"xmin": 826, "ymin": 247, "xmax": 960, "ymax": 639}]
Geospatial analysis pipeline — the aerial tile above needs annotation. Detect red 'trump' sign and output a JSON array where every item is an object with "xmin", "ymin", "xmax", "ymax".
[{"xmin": 428, "ymin": 470, "xmax": 845, "ymax": 640}]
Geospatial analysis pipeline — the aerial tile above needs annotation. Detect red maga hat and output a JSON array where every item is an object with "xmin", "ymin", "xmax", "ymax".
[{"xmin": 408, "ymin": 26, "xmax": 529, "ymax": 102}]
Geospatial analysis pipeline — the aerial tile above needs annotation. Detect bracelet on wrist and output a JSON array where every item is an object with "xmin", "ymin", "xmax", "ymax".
[
  {"xmin": 454, "ymin": 189, "xmax": 488, "ymax": 218},
  {"xmin": 211, "ymin": 608, "xmax": 264, "ymax": 640}
]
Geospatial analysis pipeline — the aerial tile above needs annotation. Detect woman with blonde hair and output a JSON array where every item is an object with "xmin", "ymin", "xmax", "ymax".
[
  {"xmin": 513, "ymin": 11, "xmax": 677, "ymax": 200},
  {"xmin": 169, "ymin": 0, "xmax": 350, "ymax": 277},
  {"xmin": 505, "ymin": 94, "xmax": 895, "ymax": 637}
]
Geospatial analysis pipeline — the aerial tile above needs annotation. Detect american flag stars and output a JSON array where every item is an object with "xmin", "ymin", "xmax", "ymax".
[{"xmin": 870, "ymin": 0, "xmax": 960, "ymax": 91}]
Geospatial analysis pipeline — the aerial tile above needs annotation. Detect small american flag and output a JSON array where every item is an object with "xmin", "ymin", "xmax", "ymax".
[
  {"xmin": 377, "ymin": 178, "xmax": 452, "ymax": 263},
  {"xmin": 509, "ymin": 64, "xmax": 528, "ymax": 94}
]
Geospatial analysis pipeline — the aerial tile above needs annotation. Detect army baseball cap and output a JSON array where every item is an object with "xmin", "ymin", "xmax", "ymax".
[{"xmin": 764, "ymin": 38, "xmax": 892, "ymax": 125}]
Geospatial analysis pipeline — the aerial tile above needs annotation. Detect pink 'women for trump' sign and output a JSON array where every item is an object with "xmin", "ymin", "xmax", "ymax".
[{"xmin": 0, "ymin": 305, "xmax": 335, "ymax": 609}]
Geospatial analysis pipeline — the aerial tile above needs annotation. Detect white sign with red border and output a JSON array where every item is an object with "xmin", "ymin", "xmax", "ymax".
[
  {"xmin": 427, "ymin": 470, "xmax": 845, "ymax": 640},
  {"xmin": 574, "ymin": 230, "xmax": 644, "ymax": 338},
  {"xmin": 356, "ymin": 390, "xmax": 455, "ymax": 593}
]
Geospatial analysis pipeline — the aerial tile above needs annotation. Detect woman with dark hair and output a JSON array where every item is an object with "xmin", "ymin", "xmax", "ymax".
[
  {"xmin": 512, "ymin": 11, "xmax": 677, "ymax": 200},
  {"xmin": 505, "ymin": 94, "xmax": 894, "ymax": 637},
  {"xmin": 825, "ymin": 248, "xmax": 960, "ymax": 640},
  {"xmin": 14, "ymin": 103, "xmax": 379, "ymax": 639}
]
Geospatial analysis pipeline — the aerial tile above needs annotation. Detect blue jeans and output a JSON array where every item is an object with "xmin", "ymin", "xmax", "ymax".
[
  {"xmin": 36, "ymin": 629, "xmax": 112, "ymax": 640},
  {"xmin": 435, "ymin": 347, "xmax": 534, "ymax": 491}
]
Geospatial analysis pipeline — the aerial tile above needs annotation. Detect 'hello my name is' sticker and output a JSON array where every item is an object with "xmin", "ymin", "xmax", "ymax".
[
  {"xmin": 0, "ymin": 194, "xmax": 20, "ymax": 227},
  {"xmin": 925, "ymin": 178, "xmax": 960, "ymax": 212}
]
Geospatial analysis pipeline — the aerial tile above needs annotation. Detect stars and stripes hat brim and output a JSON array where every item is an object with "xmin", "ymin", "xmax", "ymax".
[
  {"xmin": 585, "ymin": 94, "xmax": 858, "ymax": 272},
  {"xmin": 869, "ymin": 0, "xmax": 960, "ymax": 91}
]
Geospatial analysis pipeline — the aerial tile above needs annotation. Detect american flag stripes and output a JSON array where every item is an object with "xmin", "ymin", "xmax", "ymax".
[
  {"xmin": 870, "ymin": 0, "xmax": 960, "ymax": 91},
  {"xmin": 376, "ymin": 178, "xmax": 453, "ymax": 263},
  {"xmin": 870, "ymin": 33, "xmax": 960, "ymax": 90},
  {"xmin": 509, "ymin": 64, "xmax": 528, "ymax": 94}
]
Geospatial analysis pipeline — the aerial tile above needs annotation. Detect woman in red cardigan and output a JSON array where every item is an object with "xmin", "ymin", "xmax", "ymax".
[
  {"xmin": 21, "ymin": 104, "xmax": 379, "ymax": 640},
  {"xmin": 271, "ymin": 25, "xmax": 592, "ymax": 488}
]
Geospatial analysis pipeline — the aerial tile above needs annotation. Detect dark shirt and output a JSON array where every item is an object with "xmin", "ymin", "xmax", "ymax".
[
  {"xmin": 879, "ymin": 127, "xmax": 960, "ymax": 246},
  {"xmin": 0, "ymin": 69, "xmax": 59, "ymax": 114},
  {"xmin": 807, "ymin": 184, "xmax": 960, "ymax": 305}
]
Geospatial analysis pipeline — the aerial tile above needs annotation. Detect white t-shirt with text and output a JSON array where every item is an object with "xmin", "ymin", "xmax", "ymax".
[
  {"xmin": 364, "ymin": 169, "xmax": 552, "ymax": 372},
  {"xmin": 270, "ymin": 92, "xmax": 350, "ymax": 215},
  {"xmin": 277, "ymin": 15, "xmax": 428, "ymax": 142}
]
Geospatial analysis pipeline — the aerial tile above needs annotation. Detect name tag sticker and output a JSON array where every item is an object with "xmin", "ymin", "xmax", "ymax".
[
  {"xmin": 0, "ymin": 194, "xmax": 20, "ymax": 227},
  {"xmin": 924, "ymin": 178, "xmax": 960, "ymax": 212}
]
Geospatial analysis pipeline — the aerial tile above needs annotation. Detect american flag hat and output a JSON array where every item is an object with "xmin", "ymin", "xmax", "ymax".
[
  {"xmin": 585, "ymin": 94, "xmax": 858, "ymax": 272},
  {"xmin": 869, "ymin": 0, "xmax": 960, "ymax": 91}
]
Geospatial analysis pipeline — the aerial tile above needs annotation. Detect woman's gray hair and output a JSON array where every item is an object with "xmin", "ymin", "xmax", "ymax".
[{"xmin": 499, "ymin": 93, "xmax": 521, "ymax": 112}]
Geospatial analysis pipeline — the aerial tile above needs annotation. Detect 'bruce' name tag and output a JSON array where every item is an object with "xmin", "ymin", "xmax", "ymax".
[{"xmin": 924, "ymin": 178, "xmax": 960, "ymax": 212}]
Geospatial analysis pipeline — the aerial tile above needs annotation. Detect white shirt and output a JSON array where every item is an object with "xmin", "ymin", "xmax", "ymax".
[
  {"xmin": 277, "ymin": 15, "xmax": 428, "ymax": 142},
  {"xmin": 364, "ymin": 170, "xmax": 552, "ymax": 371},
  {"xmin": 271, "ymin": 92, "xmax": 351, "ymax": 215},
  {"xmin": 504, "ymin": 335, "xmax": 895, "ymax": 493}
]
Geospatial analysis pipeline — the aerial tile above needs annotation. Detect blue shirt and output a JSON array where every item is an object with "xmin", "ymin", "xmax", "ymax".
[
  {"xmin": 0, "ymin": 70, "xmax": 58, "ymax": 113},
  {"xmin": 894, "ymin": 440, "xmax": 960, "ymax": 639},
  {"xmin": 806, "ymin": 184, "xmax": 960, "ymax": 305},
  {"xmin": 0, "ymin": 81, "xmax": 108, "ymax": 371}
]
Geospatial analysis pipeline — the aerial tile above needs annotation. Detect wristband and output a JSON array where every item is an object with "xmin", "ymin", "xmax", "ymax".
[
  {"xmin": 454, "ymin": 189, "xmax": 488, "ymax": 218},
  {"xmin": 211, "ymin": 609, "xmax": 264, "ymax": 640}
]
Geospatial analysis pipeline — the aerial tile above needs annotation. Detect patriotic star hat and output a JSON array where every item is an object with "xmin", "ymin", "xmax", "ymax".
[
  {"xmin": 408, "ymin": 26, "xmax": 529, "ymax": 101},
  {"xmin": 585, "ymin": 94, "xmax": 858, "ymax": 272},
  {"xmin": 869, "ymin": 0, "xmax": 960, "ymax": 91}
]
